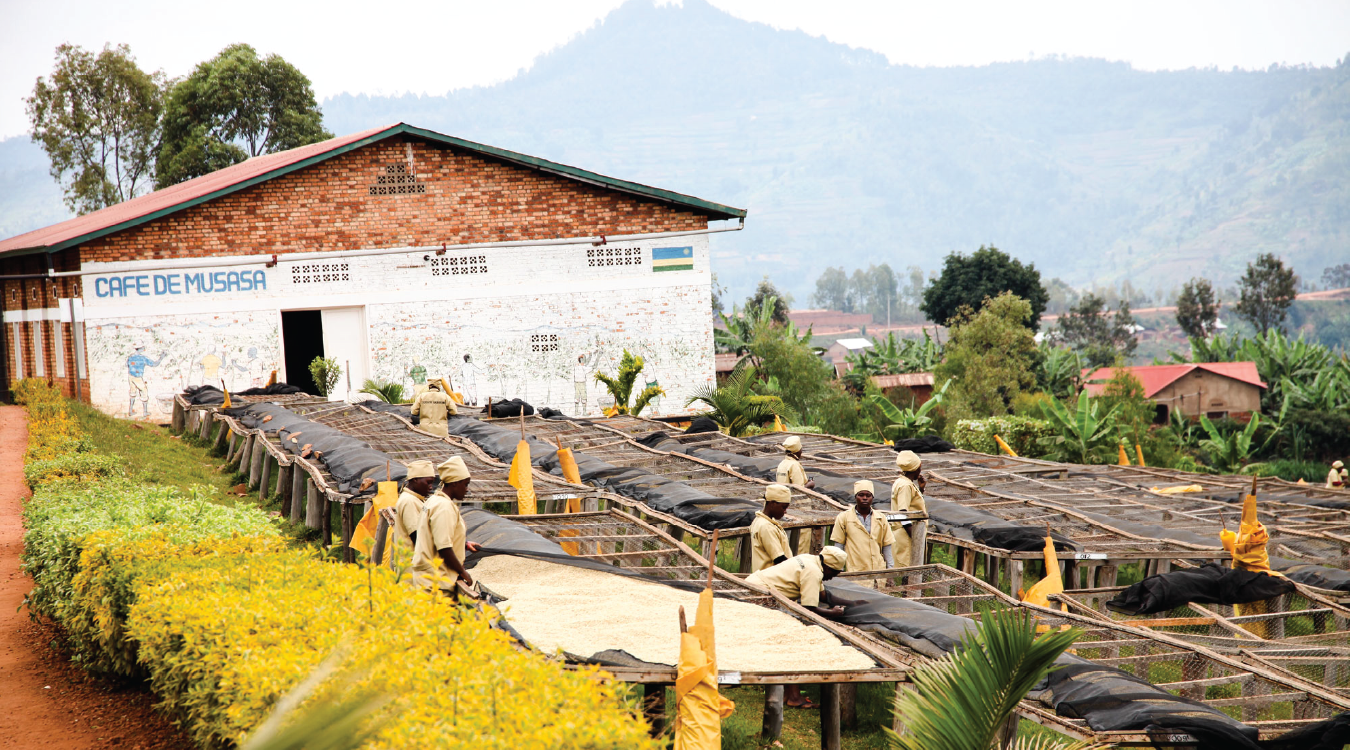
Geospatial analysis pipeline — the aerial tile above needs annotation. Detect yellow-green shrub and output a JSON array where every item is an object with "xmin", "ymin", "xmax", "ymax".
[
  {"xmin": 23, "ymin": 452, "xmax": 122, "ymax": 489},
  {"xmin": 129, "ymin": 553, "xmax": 658, "ymax": 750}
]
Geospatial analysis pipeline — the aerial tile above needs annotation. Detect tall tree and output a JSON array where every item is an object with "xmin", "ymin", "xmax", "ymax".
[
  {"xmin": 810, "ymin": 267, "xmax": 852, "ymax": 311},
  {"xmin": 921, "ymin": 246, "xmax": 1049, "ymax": 329},
  {"xmin": 855, "ymin": 263, "xmax": 899, "ymax": 324},
  {"xmin": 934, "ymin": 292, "xmax": 1038, "ymax": 419},
  {"xmin": 745, "ymin": 277, "xmax": 791, "ymax": 325},
  {"xmin": 1055, "ymin": 292, "xmax": 1137, "ymax": 368},
  {"xmin": 26, "ymin": 44, "xmax": 164, "ymax": 214},
  {"xmin": 157, "ymin": 44, "xmax": 331, "ymax": 187},
  {"xmin": 1174, "ymin": 277, "xmax": 1221, "ymax": 339},
  {"xmin": 1234, "ymin": 253, "xmax": 1299, "ymax": 333}
]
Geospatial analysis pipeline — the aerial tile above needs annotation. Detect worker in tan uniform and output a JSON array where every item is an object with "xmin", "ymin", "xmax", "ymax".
[
  {"xmin": 391, "ymin": 460, "xmax": 436, "ymax": 559},
  {"xmin": 776, "ymin": 435, "xmax": 814, "ymax": 489},
  {"xmin": 410, "ymin": 379, "xmax": 456, "ymax": 437},
  {"xmin": 830, "ymin": 480, "xmax": 896, "ymax": 573},
  {"xmin": 890, "ymin": 450, "xmax": 929, "ymax": 566},
  {"xmin": 745, "ymin": 545, "xmax": 849, "ymax": 709},
  {"xmin": 750, "ymin": 484, "xmax": 792, "ymax": 572},
  {"xmin": 412, "ymin": 456, "xmax": 480, "ymax": 594},
  {"xmin": 1328, "ymin": 460, "xmax": 1346, "ymax": 490}
]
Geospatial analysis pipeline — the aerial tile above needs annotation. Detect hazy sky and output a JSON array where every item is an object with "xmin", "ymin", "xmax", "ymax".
[{"xmin": 2, "ymin": 0, "xmax": 1348, "ymax": 139}]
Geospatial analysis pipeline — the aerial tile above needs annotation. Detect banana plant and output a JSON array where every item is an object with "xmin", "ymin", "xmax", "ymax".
[
  {"xmin": 886, "ymin": 606, "xmax": 1100, "ymax": 750},
  {"xmin": 865, "ymin": 379, "xmax": 951, "ymax": 440},
  {"xmin": 1037, "ymin": 391, "xmax": 1120, "ymax": 464},
  {"xmin": 1198, "ymin": 413, "xmax": 1263, "ymax": 473}
]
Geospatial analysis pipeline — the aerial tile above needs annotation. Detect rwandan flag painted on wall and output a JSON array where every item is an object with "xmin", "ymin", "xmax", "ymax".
[{"xmin": 652, "ymin": 246, "xmax": 693, "ymax": 272}]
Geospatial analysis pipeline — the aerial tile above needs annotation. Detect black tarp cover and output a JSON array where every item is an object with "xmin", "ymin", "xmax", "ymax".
[
  {"xmin": 1106, "ymin": 564, "xmax": 1298, "ymax": 616},
  {"xmin": 826, "ymin": 579, "xmax": 1262, "ymax": 748},
  {"xmin": 444, "ymin": 417, "xmax": 760, "ymax": 530},
  {"xmin": 228, "ymin": 403, "xmax": 405, "ymax": 496},
  {"xmin": 182, "ymin": 383, "xmax": 305, "ymax": 404}
]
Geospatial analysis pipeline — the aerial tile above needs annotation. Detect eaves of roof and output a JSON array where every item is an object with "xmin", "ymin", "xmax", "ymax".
[{"xmin": 0, "ymin": 122, "xmax": 746, "ymax": 259}]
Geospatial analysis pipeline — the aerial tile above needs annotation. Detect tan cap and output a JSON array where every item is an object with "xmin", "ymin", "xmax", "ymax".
[
  {"xmin": 404, "ymin": 460, "xmax": 435, "ymax": 479},
  {"xmin": 1335, "ymin": 460, "xmax": 1345, "ymax": 469},
  {"xmin": 782, "ymin": 435, "xmax": 802, "ymax": 452},
  {"xmin": 821, "ymin": 546, "xmax": 847, "ymax": 570},
  {"xmin": 853, "ymin": 480, "xmax": 875, "ymax": 496},
  {"xmin": 895, "ymin": 450, "xmax": 921, "ymax": 472},
  {"xmin": 764, "ymin": 484, "xmax": 791, "ymax": 504},
  {"xmin": 436, "ymin": 456, "xmax": 471, "ymax": 483}
]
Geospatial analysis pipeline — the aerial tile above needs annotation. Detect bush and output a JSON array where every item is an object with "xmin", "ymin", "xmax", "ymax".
[
  {"xmin": 129, "ymin": 553, "xmax": 658, "ymax": 749},
  {"xmin": 23, "ymin": 452, "xmax": 123, "ymax": 489},
  {"xmin": 1242, "ymin": 459, "xmax": 1329, "ymax": 483},
  {"xmin": 21, "ymin": 478, "xmax": 279, "ymax": 640},
  {"xmin": 950, "ymin": 416, "xmax": 1052, "ymax": 456},
  {"xmin": 1010, "ymin": 392, "xmax": 1053, "ymax": 418}
]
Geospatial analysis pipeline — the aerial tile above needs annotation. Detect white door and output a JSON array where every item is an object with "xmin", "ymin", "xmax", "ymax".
[{"xmin": 321, "ymin": 307, "xmax": 369, "ymax": 401}]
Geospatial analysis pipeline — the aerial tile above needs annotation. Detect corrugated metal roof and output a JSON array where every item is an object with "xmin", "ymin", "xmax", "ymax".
[
  {"xmin": 834, "ymin": 338, "xmax": 873, "ymax": 350},
  {"xmin": 0, "ymin": 123, "xmax": 747, "ymax": 258},
  {"xmin": 870, "ymin": 372, "xmax": 935, "ymax": 389},
  {"xmin": 1082, "ymin": 362, "xmax": 1267, "ymax": 398}
]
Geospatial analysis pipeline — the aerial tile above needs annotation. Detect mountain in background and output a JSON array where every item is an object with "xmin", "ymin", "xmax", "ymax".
[{"xmin": 2, "ymin": 0, "xmax": 1347, "ymax": 304}]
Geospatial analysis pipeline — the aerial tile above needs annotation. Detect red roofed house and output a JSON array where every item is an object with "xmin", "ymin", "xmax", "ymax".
[
  {"xmin": 0, "ymin": 123, "xmax": 745, "ymax": 419},
  {"xmin": 1082, "ymin": 362, "xmax": 1267, "ymax": 422}
]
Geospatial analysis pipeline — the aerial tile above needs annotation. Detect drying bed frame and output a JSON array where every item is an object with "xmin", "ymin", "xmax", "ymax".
[
  {"xmin": 833, "ymin": 564, "xmax": 1350, "ymax": 747},
  {"xmin": 487, "ymin": 508, "xmax": 909, "ymax": 748}
]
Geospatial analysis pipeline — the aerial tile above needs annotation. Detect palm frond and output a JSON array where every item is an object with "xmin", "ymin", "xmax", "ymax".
[{"xmin": 359, "ymin": 379, "xmax": 405, "ymax": 404}]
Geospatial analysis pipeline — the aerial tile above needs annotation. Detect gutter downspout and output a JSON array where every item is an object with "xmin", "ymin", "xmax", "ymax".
[{"xmin": 0, "ymin": 221, "xmax": 744, "ymax": 280}]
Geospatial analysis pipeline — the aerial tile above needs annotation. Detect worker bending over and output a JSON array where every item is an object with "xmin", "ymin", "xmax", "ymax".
[
  {"xmin": 393, "ymin": 460, "xmax": 436, "ymax": 557},
  {"xmin": 750, "ymin": 484, "xmax": 793, "ymax": 572},
  {"xmin": 410, "ymin": 379, "xmax": 456, "ymax": 437},
  {"xmin": 831, "ymin": 480, "xmax": 895, "ymax": 573},
  {"xmin": 1328, "ymin": 460, "xmax": 1346, "ymax": 490},
  {"xmin": 745, "ymin": 546, "xmax": 850, "ymax": 710},
  {"xmin": 776, "ymin": 435, "xmax": 814, "ymax": 489},
  {"xmin": 412, "ymin": 456, "xmax": 480, "ymax": 594},
  {"xmin": 890, "ymin": 450, "xmax": 928, "ymax": 566}
]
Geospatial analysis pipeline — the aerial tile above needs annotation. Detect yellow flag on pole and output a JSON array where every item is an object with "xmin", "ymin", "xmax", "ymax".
[
  {"xmin": 675, "ymin": 589, "xmax": 735, "ymax": 750},
  {"xmin": 1118, "ymin": 444, "xmax": 1131, "ymax": 466},
  {"xmin": 1021, "ymin": 535, "xmax": 1065, "ymax": 610},
  {"xmin": 349, "ymin": 480, "xmax": 398, "ymax": 554},
  {"xmin": 773, "ymin": 414, "xmax": 786, "ymax": 432},
  {"xmin": 1135, "ymin": 444, "xmax": 1146, "ymax": 467},
  {"xmin": 993, "ymin": 434, "xmax": 1018, "ymax": 457},
  {"xmin": 509, "ymin": 441, "xmax": 537, "ymax": 515}
]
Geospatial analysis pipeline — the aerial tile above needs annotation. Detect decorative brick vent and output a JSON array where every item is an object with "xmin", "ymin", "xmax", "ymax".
[
  {"xmin": 587, "ymin": 246, "xmax": 642, "ymax": 267},
  {"xmin": 430, "ymin": 255, "xmax": 487, "ymax": 276},
  {"xmin": 370, "ymin": 163, "xmax": 426, "ymax": 196},
  {"xmin": 292, "ymin": 262, "xmax": 350, "ymax": 284},
  {"xmin": 530, "ymin": 333, "xmax": 559, "ymax": 352}
]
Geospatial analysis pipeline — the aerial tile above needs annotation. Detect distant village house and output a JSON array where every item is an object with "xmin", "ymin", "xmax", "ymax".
[{"xmin": 1082, "ymin": 362, "xmax": 1266, "ymax": 422}]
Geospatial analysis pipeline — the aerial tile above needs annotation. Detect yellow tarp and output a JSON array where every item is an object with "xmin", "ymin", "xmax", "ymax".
[
  {"xmin": 1117, "ymin": 444, "xmax": 1131, "ymax": 466},
  {"xmin": 1151, "ymin": 484, "xmax": 1204, "ymax": 494},
  {"xmin": 349, "ymin": 480, "xmax": 399, "ymax": 554},
  {"xmin": 1219, "ymin": 494, "xmax": 1282, "ymax": 637},
  {"xmin": 1135, "ymin": 444, "xmax": 1146, "ymax": 467},
  {"xmin": 1021, "ymin": 535, "xmax": 1065, "ymax": 611},
  {"xmin": 994, "ymin": 434, "xmax": 1018, "ymax": 457},
  {"xmin": 675, "ymin": 589, "xmax": 734, "ymax": 750},
  {"xmin": 508, "ymin": 440, "xmax": 537, "ymax": 515}
]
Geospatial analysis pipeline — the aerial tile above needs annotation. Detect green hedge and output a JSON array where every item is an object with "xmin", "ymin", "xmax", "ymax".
[
  {"xmin": 23, "ymin": 452, "xmax": 123, "ymax": 490},
  {"xmin": 950, "ymin": 415, "xmax": 1052, "ymax": 457}
]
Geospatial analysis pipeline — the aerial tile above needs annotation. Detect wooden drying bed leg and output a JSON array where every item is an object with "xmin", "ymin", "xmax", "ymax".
[
  {"xmin": 290, "ymin": 467, "xmax": 305, "ymax": 523},
  {"xmin": 819, "ymin": 683, "xmax": 841, "ymax": 750},
  {"xmin": 642, "ymin": 683, "xmax": 666, "ymax": 738},
  {"xmin": 1009, "ymin": 560, "xmax": 1024, "ymax": 598},
  {"xmin": 305, "ymin": 478, "xmax": 321, "ymax": 530},
  {"xmin": 737, "ymin": 534, "xmax": 754, "ymax": 574},
  {"xmin": 258, "ymin": 454, "xmax": 272, "ymax": 503},
  {"xmin": 789, "ymin": 528, "xmax": 804, "ymax": 557},
  {"xmin": 322, "ymin": 497, "xmax": 333, "ymax": 548},
  {"xmin": 761, "ymin": 686, "xmax": 784, "ymax": 741},
  {"xmin": 839, "ymin": 683, "xmax": 857, "ymax": 730},
  {"xmin": 278, "ymin": 463, "xmax": 293, "ymax": 517},
  {"xmin": 341, "ymin": 501, "xmax": 356, "ymax": 563},
  {"xmin": 198, "ymin": 409, "xmax": 214, "ymax": 441},
  {"xmin": 249, "ymin": 441, "xmax": 265, "ymax": 490},
  {"xmin": 213, "ymin": 420, "xmax": 229, "ymax": 454}
]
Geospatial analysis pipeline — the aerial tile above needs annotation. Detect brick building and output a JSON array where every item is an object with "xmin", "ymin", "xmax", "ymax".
[
  {"xmin": 0, "ymin": 123, "xmax": 745, "ymax": 419},
  {"xmin": 1082, "ymin": 362, "xmax": 1266, "ymax": 421}
]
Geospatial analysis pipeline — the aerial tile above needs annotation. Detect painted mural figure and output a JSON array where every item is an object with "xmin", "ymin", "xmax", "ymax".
[
  {"xmin": 200, "ymin": 349, "xmax": 223, "ymax": 381},
  {"xmin": 459, "ymin": 354, "xmax": 486, "ymax": 406},
  {"xmin": 126, "ymin": 344, "xmax": 163, "ymax": 417},
  {"xmin": 407, "ymin": 357, "xmax": 428, "ymax": 393},
  {"xmin": 573, "ymin": 350, "xmax": 600, "ymax": 415},
  {"xmin": 234, "ymin": 346, "xmax": 266, "ymax": 388}
]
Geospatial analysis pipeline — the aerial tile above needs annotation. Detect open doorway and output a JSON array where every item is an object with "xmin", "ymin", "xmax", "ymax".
[{"xmin": 281, "ymin": 310, "xmax": 324, "ymax": 395}]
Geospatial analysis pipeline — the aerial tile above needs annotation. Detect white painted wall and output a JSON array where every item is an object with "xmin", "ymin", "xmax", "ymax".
[{"xmin": 78, "ymin": 236, "xmax": 715, "ymax": 419}]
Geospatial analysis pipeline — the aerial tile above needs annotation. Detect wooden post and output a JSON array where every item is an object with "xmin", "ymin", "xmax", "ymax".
[
  {"xmin": 839, "ymin": 683, "xmax": 857, "ymax": 731},
  {"xmin": 1009, "ymin": 560, "xmax": 1024, "ymax": 598},
  {"xmin": 248, "ymin": 438, "xmax": 265, "ymax": 489},
  {"xmin": 237, "ymin": 433, "xmax": 254, "ymax": 473},
  {"xmin": 305, "ymin": 478, "xmax": 321, "ymax": 529},
  {"xmin": 186, "ymin": 409, "xmax": 198, "ymax": 435},
  {"xmin": 258, "ymin": 453, "xmax": 273, "ymax": 503},
  {"xmin": 341, "ymin": 502, "xmax": 356, "ymax": 563},
  {"xmin": 737, "ymin": 534, "xmax": 754, "ymax": 574},
  {"xmin": 278, "ymin": 463, "xmax": 293, "ymax": 517},
  {"xmin": 1063, "ymin": 559, "xmax": 1078, "ymax": 591},
  {"xmin": 291, "ymin": 467, "xmax": 306, "ymax": 523},
  {"xmin": 225, "ymin": 430, "xmax": 239, "ymax": 461},
  {"xmin": 819, "ymin": 683, "xmax": 842, "ymax": 750},
  {"xmin": 213, "ymin": 420, "xmax": 230, "ymax": 453},
  {"xmin": 372, "ymin": 516, "xmax": 390, "ymax": 567},
  {"xmin": 171, "ymin": 400, "xmax": 185, "ymax": 433},
  {"xmin": 198, "ymin": 409, "xmax": 214, "ymax": 441},
  {"xmin": 789, "ymin": 528, "xmax": 804, "ymax": 556},
  {"xmin": 909, "ymin": 520, "xmax": 928, "ymax": 565},
  {"xmin": 322, "ymin": 498, "xmax": 333, "ymax": 547},
  {"xmin": 761, "ymin": 686, "xmax": 785, "ymax": 741},
  {"xmin": 890, "ymin": 683, "xmax": 911, "ymax": 736},
  {"xmin": 1098, "ymin": 564, "xmax": 1118, "ymax": 588},
  {"xmin": 642, "ymin": 683, "xmax": 666, "ymax": 738}
]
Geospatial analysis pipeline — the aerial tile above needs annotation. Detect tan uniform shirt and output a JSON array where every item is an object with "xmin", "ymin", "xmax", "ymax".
[
  {"xmin": 392, "ymin": 488, "xmax": 427, "ymax": 556},
  {"xmin": 831, "ymin": 507, "xmax": 895, "ymax": 573},
  {"xmin": 411, "ymin": 389, "xmax": 456, "ymax": 437},
  {"xmin": 889, "ymin": 475, "xmax": 927, "ymax": 567},
  {"xmin": 1328, "ymin": 468, "xmax": 1346, "ymax": 490},
  {"xmin": 411, "ymin": 490, "xmax": 467, "ymax": 590},
  {"xmin": 749, "ymin": 511, "xmax": 791, "ymax": 572},
  {"xmin": 775, "ymin": 456, "xmax": 808, "ymax": 485},
  {"xmin": 745, "ymin": 553, "xmax": 825, "ymax": 607}
]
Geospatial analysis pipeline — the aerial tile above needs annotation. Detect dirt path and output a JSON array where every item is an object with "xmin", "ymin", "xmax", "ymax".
[{"xmin": 0, "ymin": 405, "xmax": 193, "ymax": 749}]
